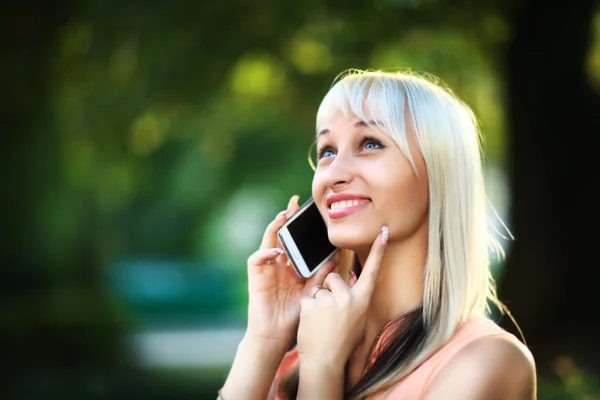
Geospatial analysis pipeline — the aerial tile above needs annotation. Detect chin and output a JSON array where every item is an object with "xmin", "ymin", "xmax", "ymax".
[{"xmin": 327, "ymin": 227, "xmax": 376, "ymax": 253}]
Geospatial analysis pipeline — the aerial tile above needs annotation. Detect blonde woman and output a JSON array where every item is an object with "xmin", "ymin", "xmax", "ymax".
[{"xmin": 219, "ymin": 70, "xmax": 536, "ymax": 399}]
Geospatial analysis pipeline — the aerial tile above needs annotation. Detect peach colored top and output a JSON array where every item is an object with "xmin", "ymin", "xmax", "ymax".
[{"xmin": 273, "ymin": 316, "xmax": 513, "ymax": 400}]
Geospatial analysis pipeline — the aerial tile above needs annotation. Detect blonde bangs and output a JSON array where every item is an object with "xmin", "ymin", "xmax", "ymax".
[{"xmin": 315, "ymin": 71, "xmax": 419, "ymax": 174}]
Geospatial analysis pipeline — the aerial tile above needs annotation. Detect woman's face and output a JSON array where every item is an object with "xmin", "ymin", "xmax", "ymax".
[{"xmin": 312, "ymin": 112, "xmax": 429, "ymax": 252}]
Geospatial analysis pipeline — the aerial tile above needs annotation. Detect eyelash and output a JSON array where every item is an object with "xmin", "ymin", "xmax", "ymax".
[{"xmin": 316, "ymin": 135, "xmax": 386, "ymax": 160}]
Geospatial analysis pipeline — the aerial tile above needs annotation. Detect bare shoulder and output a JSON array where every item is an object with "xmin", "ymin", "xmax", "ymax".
[{"xmin": 424, "ymin": 334, "xmax": 536, "ymax": 400}]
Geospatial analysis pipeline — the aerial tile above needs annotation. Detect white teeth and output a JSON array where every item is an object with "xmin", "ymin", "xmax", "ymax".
[{"xmin": 330, "ymin": 199, "xmax": 369, "ymax": 210}]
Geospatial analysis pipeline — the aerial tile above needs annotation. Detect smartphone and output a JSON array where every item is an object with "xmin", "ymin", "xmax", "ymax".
[{"xmin": 277, "ymin": 197, "xmax": 337, "ymax": 278}]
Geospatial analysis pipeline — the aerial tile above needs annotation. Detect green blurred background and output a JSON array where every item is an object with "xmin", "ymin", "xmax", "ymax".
[{"xmin": 3, "ymin": 0, "xmax": 600, "ymax": 399}]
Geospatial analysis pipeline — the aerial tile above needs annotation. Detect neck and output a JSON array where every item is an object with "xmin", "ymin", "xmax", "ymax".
[{"xmin": 356, "ymin": 220, "xmax": 428, "ymax": 348}]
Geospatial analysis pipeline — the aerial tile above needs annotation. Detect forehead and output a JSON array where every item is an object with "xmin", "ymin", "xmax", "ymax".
[
  {"xmin": 315, "ymin": 76, "xmax": 396, "ymax": 139},
  {"xmin": 317, "ymin": 113, "xmax": 384, "ymax": 140},
  {"xmin": 317, "ymin": 99, "xmax": 384, "ymax": 135}
]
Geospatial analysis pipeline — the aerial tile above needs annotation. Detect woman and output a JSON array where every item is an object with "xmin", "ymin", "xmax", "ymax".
[{"xmin": 219, "ymin": 70, "xmax": 536, "ymax": 399}]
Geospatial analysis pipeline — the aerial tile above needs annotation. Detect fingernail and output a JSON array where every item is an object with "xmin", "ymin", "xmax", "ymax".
[
  {"xmin": 277, "ymin": 210, "xmax": 288, "ymax": 218},
  {"xmin": 350, "ymin": 270, "xmax": 357, "ymax": 279},
  {"xmin": 289, "ymin": 195, "xmax": 299, "ymax": 206},
  {"xmin": 272, "ymin": 248, "xmax": 284, "ymax": 254},
  {"xmin": 381, "ymin": 225, "xmax": 388, "ymax": 244}
]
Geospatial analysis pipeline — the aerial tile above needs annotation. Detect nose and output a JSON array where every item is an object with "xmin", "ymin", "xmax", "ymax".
[{"xmin": 322, "ymin": 152, "xmax": 355, "ymax": 188}]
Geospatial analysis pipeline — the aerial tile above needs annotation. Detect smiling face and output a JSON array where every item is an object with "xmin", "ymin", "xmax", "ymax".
[{"xmin": 312, "ymin": 111, "xmax": 430, "ymax": 253}]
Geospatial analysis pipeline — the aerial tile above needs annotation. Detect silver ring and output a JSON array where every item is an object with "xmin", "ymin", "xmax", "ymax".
[
  {"xmin": 309, "ymin": 285, "xmax": 329, "ymax": 298},
  {"xmin": 265, "ymin": 260, "xmax": 273, "ymax": 265}
]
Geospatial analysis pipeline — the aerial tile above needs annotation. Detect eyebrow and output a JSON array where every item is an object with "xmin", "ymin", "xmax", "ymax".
[{"xmin": 317, "ymin": 120, "xmax": 383, "ymax": 137}]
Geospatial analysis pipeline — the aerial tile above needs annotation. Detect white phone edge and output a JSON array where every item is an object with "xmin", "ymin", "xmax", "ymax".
[
  {"xmin": 277, "ymin": 199, "xmax": 337, "ymax": 279},
  {"xmin": 278, "ymin": 227, "xmax": 314, "ymax": 278}
]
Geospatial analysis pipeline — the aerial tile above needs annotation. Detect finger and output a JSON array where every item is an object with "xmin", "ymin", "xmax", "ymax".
[
  {"xmin": 353, "ymin": 225, "xmax": 388, "ymax": 299},
  {"xmin": 311, "ymin": 285, "xmax": 332, "ymax": 300},
  {"xmin": 259, "ymin": 195, "xmax": 299, "ymax": 250},
  {"xmin": 248, "ymin": 247, "xmax": 285, "ymax": 267},
  {"xmin": 287, "ymin": 194, "xmax": 300, "ymax": 214},
  {"xmin": 348, "ymin": 270, "xmax": 358, "ymax": 288},
  {"xmin": 323, "ymin": 272, "xmax": 349, "ymax": 294},
  {"xmin": 259, "ymin": 210, "xmax": 288, "ymax": 250},
  {"xmin": 300, "ymin": 295, "xmax": 316, "ymax": 312}
]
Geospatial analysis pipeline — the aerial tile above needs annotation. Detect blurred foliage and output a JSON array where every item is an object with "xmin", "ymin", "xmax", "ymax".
[
  {"xmin": 3, "ymin": 0, "xmax": 600, "ymax": 398},
  {"xmin": 539, "ymin": 356, "xmax": 600, "ymax": 400},
  {"xmin": 42, "ymin": 1, "xmax": 513, "ymax": 270}
]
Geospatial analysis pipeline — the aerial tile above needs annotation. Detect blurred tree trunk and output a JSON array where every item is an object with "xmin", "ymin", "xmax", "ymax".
[{"xmin": 500, "ymin": 0, "xmax": 600, "ymax": 374}]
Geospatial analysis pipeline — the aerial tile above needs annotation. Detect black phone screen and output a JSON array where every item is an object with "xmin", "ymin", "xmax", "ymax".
[{"xmin": 286, "ymin": 201, "xmax": 336, "ymax": 271}]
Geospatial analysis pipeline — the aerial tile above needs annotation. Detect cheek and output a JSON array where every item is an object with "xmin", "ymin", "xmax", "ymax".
[
  {"xmin": 311, "ymin": 173, "xmax": 322, "ymax": 199},
  {"xmin": 379, "ymin": 168, "xmax": 428, "ymax": 216},
  {"xmin": 311, "ymin": 173, "xmax": 328, "ymax": 214}
]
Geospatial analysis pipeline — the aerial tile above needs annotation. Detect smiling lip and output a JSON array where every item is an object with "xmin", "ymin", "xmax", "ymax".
[
  {"xmin": 328, "ymin": 201, "xmax": 371, "ymax": 219},
  {"xmin": 326, "ymin": 193, "xmax": 371, "ymax": 219}
]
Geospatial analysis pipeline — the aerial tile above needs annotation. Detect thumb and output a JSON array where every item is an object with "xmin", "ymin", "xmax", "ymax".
[{"xmin": 353, "ymin": 225, "xmax": 388, "ymax": 299}]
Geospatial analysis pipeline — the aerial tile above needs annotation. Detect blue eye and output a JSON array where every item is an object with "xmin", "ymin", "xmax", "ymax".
[
  {"xmin": 360, "ymin": 135, "xmax": 385, "ymax": 151},
  {"xmin": 316, "ymin": 135, "xmax": 385, "ymax": 161},
  {"xmin": 317, "ymin": 146, "xmax": 335, "ymax": 160}
]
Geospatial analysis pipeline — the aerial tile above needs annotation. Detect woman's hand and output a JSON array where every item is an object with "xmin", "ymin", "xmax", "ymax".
[
  {"xmin": 297, "ymin": 225, "xmax": 388, "ymax": 368},
  {"xmin": 245, "ymin": 195, "xmax": 339, "ymax": 350}
]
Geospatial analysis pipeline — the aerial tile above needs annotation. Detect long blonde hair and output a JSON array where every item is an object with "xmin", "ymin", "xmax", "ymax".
[{"xmin": 313, "ymin": 70, "xmax": 507, "ymax": 397}]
